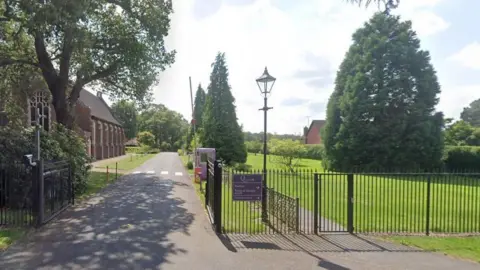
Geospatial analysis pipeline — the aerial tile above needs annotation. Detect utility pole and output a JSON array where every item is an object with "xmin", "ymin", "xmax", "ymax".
[{"xmin": 189, "ymin": 76, "xmax": 196, "ymax": 166}]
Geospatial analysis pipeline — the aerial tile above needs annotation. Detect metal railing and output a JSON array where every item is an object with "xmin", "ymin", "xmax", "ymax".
[
  {"xmin": 267, "ymin": 188, "xmax": 299, "ymax": 233},
  {"xmin": 211, "ymin": 168, "xmax": 480, "ymax": 236}
]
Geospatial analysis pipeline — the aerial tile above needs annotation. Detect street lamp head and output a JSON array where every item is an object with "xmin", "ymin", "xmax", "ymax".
[{"xmin": 256, "ymin": 67, "xmax": 276, "ymax": 96}]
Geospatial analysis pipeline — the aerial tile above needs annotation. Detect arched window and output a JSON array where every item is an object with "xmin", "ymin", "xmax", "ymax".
[{"xmin": 29, "ymin": 91, "xmax": 50, "ymax": 131}]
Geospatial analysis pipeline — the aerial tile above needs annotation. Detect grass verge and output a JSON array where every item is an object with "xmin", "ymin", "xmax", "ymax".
[
  {"xmin": 0, "ymin": 228, "xmax": 27, "ymax": 251},
  {"xmin": 78, "ymin": 171, "xmax": 124, "ymax": 200},
  {"xmin": 97, "ymin": 153, "xmax": 157, "ymax": 171},
  {"xmin": 385, "ymin": 236, "xmax": 480, "ymax": 263}
]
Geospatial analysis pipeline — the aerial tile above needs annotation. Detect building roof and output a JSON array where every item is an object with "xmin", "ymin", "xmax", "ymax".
[
  {"xmin": 307, "ymin": 120, "xmax": 326, "ymax": 134},
  {"xmin": 78, "ymin": 90, "xmax": 121, "ymax": 126}
]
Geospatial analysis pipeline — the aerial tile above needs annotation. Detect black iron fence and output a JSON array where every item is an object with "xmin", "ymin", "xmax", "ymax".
[
  {"xmin": 267, "ymin": 188, "xmax": 299, "ymax": 233},
  {"xmin": 206, "ymin": 167, "xmax": 480, "ymax": 236},
  {"xmin": 0, "ymin": 160, "xmax": 74, "ymax": 228},
  {"xmin": 0, "ymin": 164, "xmax": 34, "ymax": 226}
]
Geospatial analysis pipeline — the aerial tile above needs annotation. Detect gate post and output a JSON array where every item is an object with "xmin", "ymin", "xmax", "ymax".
[
  {"xmin": 313, "ymin": 173, "xmax": 319, "ymax": 235},
  {"xmin": 36, "ymin": 160, "xmax": 45, "ymax": 227},
  {"xmin": 213, "ymin": 160, "xmax": 222, "ymax": 233},
  {"xmin": 347, "ymin": 174, "xmax": 354, "ymax": 234},
  {"xmin": 205, "ymin": 163, "xmax": 209, "ymax": 208}
]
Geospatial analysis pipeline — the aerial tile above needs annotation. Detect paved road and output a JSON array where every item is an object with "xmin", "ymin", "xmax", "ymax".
[{"xmin": 1, "ymin": 152, "xmax": 478, "ymax": 270}]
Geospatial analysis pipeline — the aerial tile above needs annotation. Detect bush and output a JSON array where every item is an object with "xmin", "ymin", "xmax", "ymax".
[
  {"xmin": 126, "ymin": 146, "xmax": 141, "ymax": 153},
  {"xmin": 233, "ymin": 162, "xmax": 252, "ymax": 172},
  {"xmin": 0, "ymin": 124, "xmax": 91, "ymax": 194},
  {"xmin": 300, "ymin": 144, "xmax": 324, "ymax": 160},
  {"xmin": 186, "ymin": 161, "xmax": 193, "ymax": 170},
  {"xmin": 137, "ymin": 131, "xmax": 155, "ymax": 148},
  {"xmin": 443, "ymin": 146, "xmax": 480, "ymax": 171}
]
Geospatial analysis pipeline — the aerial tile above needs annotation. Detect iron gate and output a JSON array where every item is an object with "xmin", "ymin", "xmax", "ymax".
[{"xmin": 205, "ymin": 157, "xmax": 222, "ymax": 233}]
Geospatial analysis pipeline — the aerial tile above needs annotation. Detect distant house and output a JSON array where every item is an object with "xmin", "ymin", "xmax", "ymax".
[
  {"xmin": 125, "ymin": 138, "xmax": 139, "ymax": 147},
  {"xmin": 304, "ymin": 120, "xmax": 326, "ymax": 145}
]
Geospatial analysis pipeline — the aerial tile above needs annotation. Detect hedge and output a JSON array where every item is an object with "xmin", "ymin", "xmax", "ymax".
[{"xmin": 443, "ymin": 145, "xmax": 480, "ymax": 172}]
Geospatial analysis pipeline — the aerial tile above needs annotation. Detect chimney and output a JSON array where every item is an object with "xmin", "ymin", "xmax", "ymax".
[{"xmin": 97, "ymin": 91, "xmax": 103, "ymax": 99}]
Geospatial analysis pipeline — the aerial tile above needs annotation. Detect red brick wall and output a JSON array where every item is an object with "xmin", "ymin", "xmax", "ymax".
[
  {"xmin": 306, "ymin": 126, "xmax": 321, "ymax": 144},
  {"xmin": 75, "ymin": 103, "xmax": 92, "ymax": 132}
]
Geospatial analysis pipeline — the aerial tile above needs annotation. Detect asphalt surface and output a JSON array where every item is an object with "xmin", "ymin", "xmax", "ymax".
[{"xmin": 1, "ymin": 152, "xmax": 479, "ymax": 270}]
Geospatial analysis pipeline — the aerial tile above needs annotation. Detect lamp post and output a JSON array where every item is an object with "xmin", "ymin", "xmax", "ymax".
[{"xmin": 256, "ymin": 67, "xmax": 276, "ymax": 222}]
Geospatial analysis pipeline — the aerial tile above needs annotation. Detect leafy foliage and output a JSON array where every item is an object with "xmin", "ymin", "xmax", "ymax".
[
  {"xmin": 187, "ymin": 84, "xmax": 206, "ymax": 150},
  {"xmin": 323, "ymin": 13, "xmax": 444, "ymax": 172},
  {"xmin": 0, "ymin": 0, "xmax": 175, "ymax": 127},
  {"xmin": 243, "ymin": 131, "xmax": 302, "ymax": 142},
  {"xmin": 0, "ymin": 124, "xmax": 91, "ymax": 194},
  {"xmin": 460, "ymin": 99, "xmax": 480, "ymax": 127},
  {"xmin": 111, "ymin": 100, "xmax": 138, "ymax": 139},
  {"xmin": 137, "ymin": 131, "xmax": 155, "ymax": 148},
  {"xmin": 300, "ymin": 145, "xmax": 324, "ymax": 161},
  {"xmin": 347, "ymin": 0, "xmax": 400, "ymax": 12},
  {"xmin": 245, "ymin": 140, "xmax": 263, "ymax": 154},
  {"xmin": 137, "ymin": 104, "xmax": 189, "ymax": 151},
  {"xmin": 200, "ymin": 52, "xmax": 247, "ymax": 165},
  {"xmin": 444, "ymin": 120, "xmax": 480, "ymax": 146},
  {"xmin": 443, "ymin": 146, "xmax": 480, "ymax": 172},
  {"xmin": 268, "ymin": 139, "xmax": 305, "ymax": 171}
]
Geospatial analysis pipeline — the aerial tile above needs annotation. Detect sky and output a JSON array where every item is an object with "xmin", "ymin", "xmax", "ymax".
[{"xmin": 144, "ymin": 0, "xmax": 480, "ymax": 135}]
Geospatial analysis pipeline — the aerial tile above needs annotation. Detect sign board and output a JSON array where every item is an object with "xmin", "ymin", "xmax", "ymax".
[
  {"xmin": 232, "ymin": 174, "xmax": 262, "ymax": 201},
  {"xmin": 0, "ymin": 112, "xmax": 9, "ymax": 127}
]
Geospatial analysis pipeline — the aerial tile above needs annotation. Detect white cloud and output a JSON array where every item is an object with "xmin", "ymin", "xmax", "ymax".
[
  {"xmin": 152, "ymin": 0, "xmax": 453, "ymax": 134},
  {"xmin": 438, "ymin": 84, "xmax": 480, "ymax": 119},
  {"xmin": 449, "ymin": 42, "xmax": 480, "ymax": 70}
]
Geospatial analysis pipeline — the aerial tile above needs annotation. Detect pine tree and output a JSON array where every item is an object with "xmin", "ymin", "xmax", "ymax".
[
  {"xmin": 188, "ymin": 84, "xmax": 206, "ymax": 148},
  {"xmin": 323, "ymin": 13, "xmax": 444, "ymax": 172},
  {"xmin": 201, "ymin": 52, "xmax": 247, "ymax": 165}
]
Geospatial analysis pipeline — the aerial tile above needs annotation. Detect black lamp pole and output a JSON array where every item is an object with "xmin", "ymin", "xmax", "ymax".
[{"xmin": 256, "ymin": 67, "xmax": 276, "ymax": 223}]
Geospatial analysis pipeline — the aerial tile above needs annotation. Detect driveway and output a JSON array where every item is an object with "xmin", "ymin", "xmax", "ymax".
[{"xmin": 1, "ymin": 152, "xmax": 478, "ymax": 269}]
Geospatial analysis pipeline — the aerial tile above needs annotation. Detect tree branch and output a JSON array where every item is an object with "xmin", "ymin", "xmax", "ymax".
[
  {"xmin": 34, "ymin": 32, "xmax": 58, "ymax": 92},
  {"xmin": 83, "ymin": 61, "xmax": 120, "ymax": 84}
]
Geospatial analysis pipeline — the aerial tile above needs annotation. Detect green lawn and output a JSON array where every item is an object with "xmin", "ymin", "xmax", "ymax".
[
  {"xmin": 97, "ymin": 153, "xmax": 157, "ymax": 171},
  {"xmin": 385, "ymin": 236, "xmax": 480, "ymax": 263},
  {"xmin": 0, "ymin": 228, "xmax": 26, "ymax": 251},
  {"xmin": 178, "ymin": 154, "xmax": 266, "ymax": 233},
  {"xmin": 79, "ymin": 171, "xmax": 123, "ymax": 200}
]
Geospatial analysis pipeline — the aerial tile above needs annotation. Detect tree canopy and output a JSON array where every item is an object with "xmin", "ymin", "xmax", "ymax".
[
  {"xmin": 137, "ymin": 104, "xmax": 188, "ymax": 151},
  {"xmin": 323, "ymin": 13, "xmax": 444, "ymax": 172},
  {"xmin": 0, "ymin": 0, "xmax": 175, "ymax": 127},
  {"xmin": 111, "ymin": 100, "xmax": 137, "ymax": 140},
  {"xmin": 460, "ymin": 99, "xmax": 480, "ymax": 127},
  {"xmin": 201, "ymin": 52, "xmax": 247, "ymax": 165}
]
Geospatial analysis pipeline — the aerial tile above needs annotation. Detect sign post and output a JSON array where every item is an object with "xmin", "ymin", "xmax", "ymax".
[{"xmin": 232, "ymin": 174, "xmax": 263, "ymax": 201}]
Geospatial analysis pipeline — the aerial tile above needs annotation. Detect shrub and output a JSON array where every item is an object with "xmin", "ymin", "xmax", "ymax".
[
  {"xmin": 137, "ymin": 131, "xmax": 155, "ymax": 148},
  {"xmin": 233, "ymin": 162, "xmax": 252, "ymax": 172},
  {"xmin": 443, "ymin": 146, "xmax": 480, "ymax": 172},
  {"xmin": 300, "ymin": 144, "xmax": 324, "ymax": 160},
  {"xmin": 186, "ymin": 161, "xmax": 193, "ymax": 169},
  {"xmin": 0, "ymin": 124, "xmax": 91, "ymax": 194}
]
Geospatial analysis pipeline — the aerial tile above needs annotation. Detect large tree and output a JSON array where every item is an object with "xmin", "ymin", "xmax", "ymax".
[
  {"xmin": 0, "ymin": 0, "xmax": 175, "ymax": 128},
  {"xmin": 347, "ymin": 0, "xmax": 400, "ymax": 12},
  {"xmin": 201, "ymin": 52, "xmax": 247, "ymax": 165},
  {"xmin": 460, "ymin": 99, "xmax": 480, "ymax": 127},
  {"xmin": 138, "ymin": 104, "xmax": 188, "ymax": 151},
  {"xmin": 323, "ymin": 13, "xmax": 444, "ymax": 172},
  {"xmin": 111, "ymin": 100, "xmax": 137, "ymax": 139},
  {"xmin": 187, "ymin": 84, "xmax": 206, "ymax": 149}
]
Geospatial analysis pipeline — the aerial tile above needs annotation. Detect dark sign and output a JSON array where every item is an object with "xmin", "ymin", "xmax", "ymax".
[
  {"xmin": 232, "ymin": 174, "xmax": 262, "ymax": 201},
  {"xmin": 0, "ymin": 112, "xmax": 9, "ymax": 127}
]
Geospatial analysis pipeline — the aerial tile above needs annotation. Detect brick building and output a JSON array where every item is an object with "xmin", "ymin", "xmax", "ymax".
[
  {"xmin": 27, "ymin": 89, "xmax": 125, "ymax": 160},
  {"xmin": 304, "ymin": 120, "xmax": 326, "ymax": 145}
]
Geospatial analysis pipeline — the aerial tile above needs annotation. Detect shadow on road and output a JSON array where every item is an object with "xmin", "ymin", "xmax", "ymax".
[
  {"xmin": 0, "ymin": 173, "xmax": 194, "ymax": 270},
  {"xmin": 219, "ymin": 233, "xmax": 423, "ymax": 253}
]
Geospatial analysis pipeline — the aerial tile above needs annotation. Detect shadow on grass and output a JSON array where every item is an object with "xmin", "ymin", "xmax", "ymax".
[{"xmin": 0, "ymin": 173, "xmax": 194, "ymax": 269}]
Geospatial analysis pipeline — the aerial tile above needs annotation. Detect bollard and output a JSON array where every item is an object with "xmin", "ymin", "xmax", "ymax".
[
  {"xmin": 106, "ymin": 166, "xmax": 109, "ymax": 182},
  {"xmin": 116, "ymin": 162, "xmax": 118, "ymax": 180}
]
